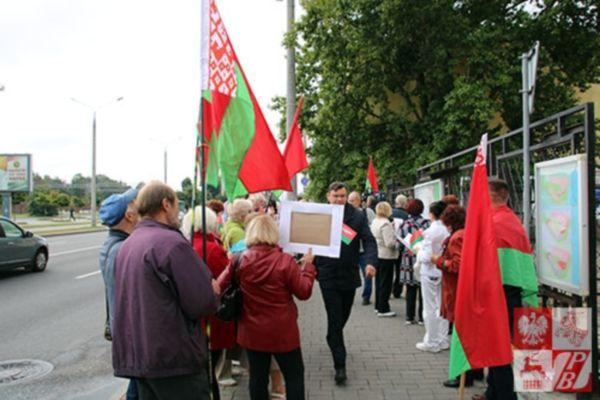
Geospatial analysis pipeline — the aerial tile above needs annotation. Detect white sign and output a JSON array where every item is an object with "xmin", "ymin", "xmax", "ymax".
[
  {"xmin": 413, "ymin": 179, "xmax": 444, "ymax": 218},
  {"xmin": 279, "ymin": 201, "xmax": 344, "ymax": 258}
]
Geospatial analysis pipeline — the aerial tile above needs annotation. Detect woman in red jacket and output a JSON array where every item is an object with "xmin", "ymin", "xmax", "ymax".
[
  {"xmin": 218, "ymin": 215, "xmax": 316, "ymax": 400},
  {"xmin": 183, "ymin": 206, "xmax": 237, "ymax": 397},
  {"xmin": 432, "ymin": 205, "xmax": 483, "ymax": 388}
]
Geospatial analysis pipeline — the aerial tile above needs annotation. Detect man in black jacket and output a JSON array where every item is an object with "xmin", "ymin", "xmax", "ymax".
[{"xmin": 315, "ymin": 182, "xmax": 378, "ymax": 385}]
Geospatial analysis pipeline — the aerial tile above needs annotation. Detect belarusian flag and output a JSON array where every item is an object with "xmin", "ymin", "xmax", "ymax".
[
  {"xmin": 449, "ymin": 134, "xmax": 513, "ymax": 379},
  {"xmin": 200, "ymin": 0, "xmax": 291, "ymax": 199},
  {"xmin": 408, "ymin": 229, "xmax": 424, "ymax": 251},
  {"xmin": 366, "ymin": 158, "xmax": 379, "ymax": 193},
  {"xmin": 283, "ymin": 96, "xmax": 309, "ymax": 179},
  {"xmin": 494, "ymin": 206, "xmax": 539, "ymax": 307}
]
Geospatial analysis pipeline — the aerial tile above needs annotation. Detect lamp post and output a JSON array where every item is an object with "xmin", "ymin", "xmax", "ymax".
[
  {"xmin": 150, "ymin": 136, "xmax": 182, "ymax": 184},
  {"xmin": 70, "ymin": 96, "xmax": 123, "ymax": 227}
]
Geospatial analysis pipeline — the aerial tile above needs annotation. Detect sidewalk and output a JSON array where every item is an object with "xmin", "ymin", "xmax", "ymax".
[{"xmin": 221, "ymin": 286, "xmax": 485, "ymax": 400}]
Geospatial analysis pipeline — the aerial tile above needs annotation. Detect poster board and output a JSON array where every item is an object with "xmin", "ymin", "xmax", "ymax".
[
  {"xmin": 279, "ymin": 201, "xmax": 344, "ymax": 258},
  {"xmin": 413, "ymin": 179, "xmax": 444, "ymax": 218},
  {"xmin": 534, "ymin": 154, "xmax": 589, "ymax": 296},
  {"xmin": 0, "ymin": 154, "xmax": 32, "ymax": 192}
]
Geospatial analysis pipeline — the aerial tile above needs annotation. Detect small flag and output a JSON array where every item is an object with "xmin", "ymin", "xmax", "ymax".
[
  {"xmin": 366, "ymin": 158, "xmax": 379, "ymax": 193},
  {"xmin": 283, "ymin": 96, "xmax": 309, "ymax": 179},
  {"xmin": 341, "ymin": 223, "xmax": 357, "ymax": 245},
  {"xmin": 409, "ymin": 229, "xmax": 424, "ymax": 251}
]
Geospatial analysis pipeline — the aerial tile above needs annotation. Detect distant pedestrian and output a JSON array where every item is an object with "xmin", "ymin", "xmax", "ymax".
[
  {"xmin": 217, "ymin": 215, "xmax": 316, "ymax": 400},
  {"xmin": 98, "ymin": 188, "xmax": 139, "ymax": 400},
  {"xmin": 112, "ymin": 181, "xmax": 218, "ymax": 400},
  {"xmin": 371, "ymin": 201, "xmax": 399, "ymax": 317},
  {"xmin": 391, "ymin": 194, "xmax": 409, "ymax": 298},
  {"xmin": 398, "ymin": 199, "xmax": 430, "ymax": 325},
  {"xmin": 314, "ymin": 182, "xmax": 377, "ymax": 385},
  {"xmin": 222, "ymin": 199, "xmax": 252, "ymax": 250},
  {"xmin": 348, "ymin": 191, "xmax": 373, "ymax": 306}
]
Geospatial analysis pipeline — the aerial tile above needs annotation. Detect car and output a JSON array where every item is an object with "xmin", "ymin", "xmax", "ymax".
[{"xmin": 0, "ymin": 217, "xmax": 49, "ymax": 272}]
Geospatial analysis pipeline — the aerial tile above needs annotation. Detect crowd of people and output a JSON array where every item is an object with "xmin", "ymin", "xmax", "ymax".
[{"xmin": 97, "ymin": 178, "xmax": 532, "ymax": 400}]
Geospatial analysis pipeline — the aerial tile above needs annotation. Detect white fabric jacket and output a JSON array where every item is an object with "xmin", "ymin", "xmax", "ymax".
[
  {"xmin": 416, "ymin": 219, "xmax": 449, "ymax": 278},
  {"xmin": 370, "ymin": 217, "xmax": 399, "ymax": 260}
]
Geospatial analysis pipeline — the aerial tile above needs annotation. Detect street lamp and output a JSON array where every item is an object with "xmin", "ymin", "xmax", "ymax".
[{"xmin": 70, "ymin": 96, "xmax": 123, "ymax": 227}]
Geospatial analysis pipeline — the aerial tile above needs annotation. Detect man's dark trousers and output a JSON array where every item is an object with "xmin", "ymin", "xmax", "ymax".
[{"xmin": 320, "ymin": 287, "xmax": 356, "ymax": 368}]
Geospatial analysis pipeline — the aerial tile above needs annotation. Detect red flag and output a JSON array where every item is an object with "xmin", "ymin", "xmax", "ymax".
[
  {"xmin": 283, "ymin": 97, "xmax": 309, "ymax": 179},
  {"xmin": 449, "ymin": 134, "xmax": 513, "ymax": 378},
  {"xmin": 366, "ymin": 158, "xmax": 379, "ymax": 193}
]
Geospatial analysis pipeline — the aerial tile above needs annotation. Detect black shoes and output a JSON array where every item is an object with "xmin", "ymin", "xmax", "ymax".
[
  {"xmin": 334, "ymin": 367, "xmax": 347, "ymax": 385},
  {"xmin": 443, "ymin": 378, "xmax": 473, "ymax": 388},
  {"xmin": 361, "ymin": 298, "xmax": 371, "ymax": 306}
]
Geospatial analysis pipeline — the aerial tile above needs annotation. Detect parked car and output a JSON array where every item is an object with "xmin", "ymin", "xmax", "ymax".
[{"xmin": 0, "ymin": 217, "xmax": 49, "ymax": 272}]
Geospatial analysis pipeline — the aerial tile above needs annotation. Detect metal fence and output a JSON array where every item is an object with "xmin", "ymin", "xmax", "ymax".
[{"xmin": 405, "ymin": 103, "xmax": 598, "ymax": 393}]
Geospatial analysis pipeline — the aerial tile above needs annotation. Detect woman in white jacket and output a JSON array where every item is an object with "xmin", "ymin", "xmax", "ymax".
[
  {"xmin": 370, "ymin": 201, "xmax": 399, "ymax": 317},
  {"xmin": 415, "ymin": 201, "xmax": 450, "ymax": 353}
]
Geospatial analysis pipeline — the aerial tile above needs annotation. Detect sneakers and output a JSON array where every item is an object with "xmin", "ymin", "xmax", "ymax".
[
  {"xmin": 416, "ymin": 342, "xmax": 441, "ymax": 353},
  {"xmin": 361, "ymin": 298, "xmax": 371, "ymax": 306},
  {"xmin": 218, "ymin": 378, "xmax": 237, "ymax": 387},
  {"xmin": 417, "ymin": 320, "xmax": 424, "ymax": 326},
  {"xmin": 405, "ymin": 319, "xmax": 416, "ymax": 325},
  {"xmin": 377, "ymin": 311, "xmax": 396, "ymax": 317},
  {"xmin": 439, "ymin": 340, "xmax": 450, "ymax": 351}
]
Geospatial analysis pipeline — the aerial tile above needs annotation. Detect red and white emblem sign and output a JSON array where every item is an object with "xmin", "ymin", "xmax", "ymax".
[{"xmin": 513, "ymin": 307, "xmax": 592, "ymax": 393}]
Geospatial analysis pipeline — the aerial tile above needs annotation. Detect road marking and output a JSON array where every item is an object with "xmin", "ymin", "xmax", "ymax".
[
  {"xmin": 75, "ymin": 270, "xmax": 101, "ymax": 280},
  {"xmin": 50, "ymin": 245, "xmax": 101, "ymax": 257}
]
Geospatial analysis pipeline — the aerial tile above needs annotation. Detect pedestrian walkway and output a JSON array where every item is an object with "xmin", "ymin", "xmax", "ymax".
[{"xmin": 221, "ymin": 285, "xmax": 485, "ymax": 400}]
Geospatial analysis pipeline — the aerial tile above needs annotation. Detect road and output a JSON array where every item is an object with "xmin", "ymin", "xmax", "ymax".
[{"xmin": 0, "ymin": 232, "xmax": 126, "ymax": 400}]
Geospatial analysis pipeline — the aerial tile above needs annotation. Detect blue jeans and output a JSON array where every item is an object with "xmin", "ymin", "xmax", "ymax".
[
  {"xmin": 358, "ymin": 253, "xmax": 372, "ymax": 300},
  {"xmin": 126, "ymin": 379, "xmax": 138, "ymax": 400}
]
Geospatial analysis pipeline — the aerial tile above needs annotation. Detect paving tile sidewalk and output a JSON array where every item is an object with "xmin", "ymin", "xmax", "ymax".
[{"xmin": 221, "ymin": 285, "xmax": 485, "ymax": 400}]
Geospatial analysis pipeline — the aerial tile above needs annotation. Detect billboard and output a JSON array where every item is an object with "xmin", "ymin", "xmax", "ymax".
[
  {"xmin": 0, "ymin": 154, "xmax": 33, "ymax": 192},
  {"xmin": 534, "ymin": 154, "xmax": 589, "ymax": 296}
]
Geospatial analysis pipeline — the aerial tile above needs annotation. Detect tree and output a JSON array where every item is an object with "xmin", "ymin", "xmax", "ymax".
[{"xmin": 293, "ymin": 0, "xmax": 600, "ymax": 200}]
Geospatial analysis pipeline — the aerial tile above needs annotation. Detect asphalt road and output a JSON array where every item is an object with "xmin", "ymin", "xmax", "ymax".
[{"xmin": 0, "ymin": 232, "xmax": 127, "ymax": 400}]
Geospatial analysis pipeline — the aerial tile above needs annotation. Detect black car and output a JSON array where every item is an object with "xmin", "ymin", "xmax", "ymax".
[{"xmin": 0, "ymin": 217, "xmax": 49, "ymax": 272}]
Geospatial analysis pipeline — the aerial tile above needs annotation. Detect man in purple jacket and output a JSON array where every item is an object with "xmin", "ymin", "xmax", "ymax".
[{"xmin": 112, "ymin": 181, "xmax": 218, "ymax": 400}]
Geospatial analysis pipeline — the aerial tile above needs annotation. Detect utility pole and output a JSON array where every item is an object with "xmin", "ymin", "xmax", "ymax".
[
  {"xmin": 91, "ymin": 111, "xmax": 97, "ymax": 226},
  {"xmin": 285, "ymin": 0, "xmax": 297, "ymax": 195},
  {"xmin": 521, "ymin": 41, "xmax": 539, "ymax": 237},
  {"xmin": 164, "ymin": 148, "xmax": 168, "ymax": 183}
]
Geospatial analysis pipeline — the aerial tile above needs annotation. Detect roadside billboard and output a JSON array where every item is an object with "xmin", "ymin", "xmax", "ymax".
[{"xmin": 0, "ymin": 154, "xmax": 33, "ymax": 192}]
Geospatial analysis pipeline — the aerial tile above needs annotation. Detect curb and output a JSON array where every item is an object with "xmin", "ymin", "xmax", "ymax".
[{"xmin": 34, "ymin": 228, "xmax": 107, "ymax": 237}]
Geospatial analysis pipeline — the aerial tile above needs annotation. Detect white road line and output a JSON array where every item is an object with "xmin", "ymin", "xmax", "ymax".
[
  {"xmin": 75, "ymin": 270, "xmax": 101, "ymax": 280},
  {"xmin": 50, "ymin": 245, "xmax": 101, "ymax": 257}
]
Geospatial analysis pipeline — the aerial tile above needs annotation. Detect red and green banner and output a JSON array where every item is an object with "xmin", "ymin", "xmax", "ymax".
[
  {"xmin": 341, "ymin": 223, "xmax": 357, "ymax": 245},
  {"xmin": 493, "ymin": 205, "xmax": 539, "ymax": 307},
  {"xmin": 200, "ymin": 0, "xmax": 292, "ymax": 199},
  {"xmin": 409, "ymin": 229, "xmax": 424, "ymax": 251},
  {"xmin": 283, "ymin": 96, "xmax": 309, "ymax": 179},
  {"xmin": 449, "ymin": 134, "xmax": 513, "ymax": 379},
  {"xmin": 366, "ymin": 158, "xmax": 379, "ymax": 193}
]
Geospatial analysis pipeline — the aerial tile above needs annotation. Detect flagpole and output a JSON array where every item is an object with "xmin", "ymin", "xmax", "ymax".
[{"xmin": 457, "ymin": 373, "xmax": 466, "ymax": 400}]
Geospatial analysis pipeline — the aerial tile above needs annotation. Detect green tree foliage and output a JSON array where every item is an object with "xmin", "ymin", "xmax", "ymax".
[{"xmin": 293, "ymin": 0, "xmax": 600, "ymax": 199}]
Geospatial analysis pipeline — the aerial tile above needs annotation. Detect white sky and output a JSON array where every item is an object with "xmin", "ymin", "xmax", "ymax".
[{"xmin": 0, "ymin": 0, "xmax": 301, "ymax": 190}]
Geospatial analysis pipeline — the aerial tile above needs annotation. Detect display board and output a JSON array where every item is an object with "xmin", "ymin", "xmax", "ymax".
[
  {"xmin": 534, "ymin": 154, "xmax": 589, "ymax": 296},
  {"xmin": 413, "ymin": 179, "xmax": 444, "ymax": 218},
  {"xmin": 0, "ymin": 154, "xmax": 32, "ymax": 192}
]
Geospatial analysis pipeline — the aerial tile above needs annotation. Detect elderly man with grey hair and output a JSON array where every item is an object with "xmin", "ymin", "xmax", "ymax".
[{"xmin": 392, "ymin": 194, "xmax": 409, "ymax": 299}]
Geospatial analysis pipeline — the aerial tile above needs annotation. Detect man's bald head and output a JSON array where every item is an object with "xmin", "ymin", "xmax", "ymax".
[{"xmin": 348, "ymin": 191, "xmax": 362, "ymax": 208}]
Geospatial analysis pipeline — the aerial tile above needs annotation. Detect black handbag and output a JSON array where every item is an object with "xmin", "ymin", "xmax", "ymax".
[{"xmin": 215, "ymin": 255, "xmax": 243, "ymax": 322}]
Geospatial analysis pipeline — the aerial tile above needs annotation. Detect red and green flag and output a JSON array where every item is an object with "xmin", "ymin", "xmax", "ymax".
[
  {"xmin": 449, "ymin": 134, "xmax": 513, "ymax": 379},
  {"xmin": 494, "ymin": 206, "xmax": 539, "ymax": 307},
  {"xmin": 283, "ymin": 96, "xmax": 309, "ymax": 179},
  {"xmin": 366, "ymin": 158, "xmax": 379, "ymax": 193},
  {"xmin": 341, "ymin": 223, "xmax": 357, "ymax": 245},
  {"xmin": 200, "ymin": 0, "xmax": 292, "ymax": 199},
  {"xmin": 408, "ymin": 229, "xmax": 424, "ymax": 251}
]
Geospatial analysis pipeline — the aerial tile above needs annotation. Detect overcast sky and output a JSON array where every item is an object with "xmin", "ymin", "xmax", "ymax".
[{"xmin": 0, "ymin": 0, "xmax": 301, "ymax": 190}]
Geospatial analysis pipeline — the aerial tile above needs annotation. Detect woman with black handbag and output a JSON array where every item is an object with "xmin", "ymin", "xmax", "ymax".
[{"xmin": 217, "ymin": 215, "xmax": 316, "ymax": 400}]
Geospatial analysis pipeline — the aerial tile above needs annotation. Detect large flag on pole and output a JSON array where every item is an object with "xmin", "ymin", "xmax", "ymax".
[
  {"xmin": 448, "ymin": 134, "xmax": 513, "ymax": 379},
  {"xmin": 283, "ymin": 96, "xmax": 308, "ymax": 179},
  {"xmin": 200, "ymin": 0, "xmax": 292, "ymax": 199},
  {"xmin": 365, "ymin": 158, "xmax": 379, "ymax": 193}
]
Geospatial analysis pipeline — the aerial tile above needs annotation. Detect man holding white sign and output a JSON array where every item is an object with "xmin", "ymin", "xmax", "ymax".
[{"xmin": 314, "ymin": 182, "xmax": 377, "ymax": 386}]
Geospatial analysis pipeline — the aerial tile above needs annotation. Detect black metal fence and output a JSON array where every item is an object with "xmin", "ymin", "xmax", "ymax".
[{"xmin": 403, "ymin": 103, "xmax": 598, "ymax": 393}]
